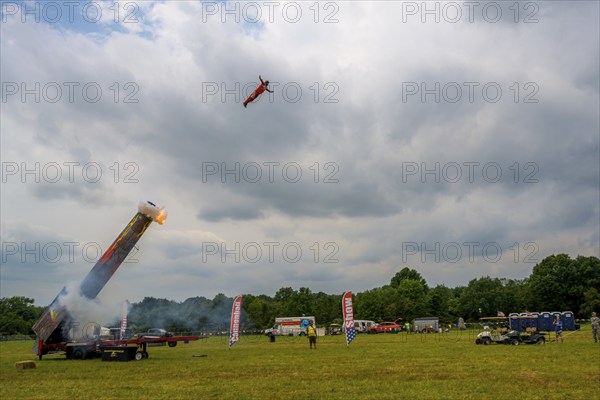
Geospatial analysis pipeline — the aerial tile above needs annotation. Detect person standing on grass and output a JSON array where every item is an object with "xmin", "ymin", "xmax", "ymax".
[
  {"xmin": 307, "ymin": 320, "xmax": 317, "ymax": 349},
  {"xmin": 553, "ymin": 315, "xmax": 563, "ymax": 343},
  {"xmin": 591, "ymin": 312, "xmax": 600, "ymax": 343}
]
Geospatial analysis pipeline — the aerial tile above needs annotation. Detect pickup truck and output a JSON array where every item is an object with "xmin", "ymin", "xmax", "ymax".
[
  {"xmin": 140, "ymin": 328, "xmax": 173, "ymax": 337},
  {"xmin": 137, "ymin": 328, "xmax": 176, "ymax": 347}
]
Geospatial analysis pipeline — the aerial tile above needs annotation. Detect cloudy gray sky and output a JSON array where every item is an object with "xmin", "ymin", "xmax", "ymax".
[{"xmin": 1, "ymin": 1, "xmax": 598, "ymax": 306}]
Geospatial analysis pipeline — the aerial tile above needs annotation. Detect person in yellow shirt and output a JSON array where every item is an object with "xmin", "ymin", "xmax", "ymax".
[{"xmin": 307, "ymin": 321, "xmax": 317, "ymax": 349}]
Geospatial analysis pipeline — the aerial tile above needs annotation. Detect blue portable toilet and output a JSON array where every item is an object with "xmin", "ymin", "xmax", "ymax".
[
  {"xmin": 561, "ymin": 311, "xmax": 575, "ymax": 330},
  {"xmin": 509, "ymin": 313, "xmax": 521, "ymax": 331},
  {"xmin": 538, "ymin": 312, "xmax": 553, "ymax": 331},
  {"xmin": 520, "ymin": 313, "xmax": 537, "ymax": 331},
  {"xmin": 530, "ymin": 313, "xmax": 539, "ymax": 330}
]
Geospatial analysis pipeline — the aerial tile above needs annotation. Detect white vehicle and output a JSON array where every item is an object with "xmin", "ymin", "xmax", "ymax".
[
  {"xmin": 265, "ymin": 316, "xmax": 316, "ymax": 336},
  {"xmin": 353, "ymin": 320, "xmax": 376, "ymax": 333}
]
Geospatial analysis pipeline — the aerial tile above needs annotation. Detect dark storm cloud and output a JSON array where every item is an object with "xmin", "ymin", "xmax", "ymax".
[
  {"xmin": 199, "ymin": 205, "xmax": 264, "ymax": 222},
  {"xmin": 31, "ymin": 181, "xmax": 115, "ymax": 206},
  {"xmin": 0, "ymin": 223, "xmax": 88, "ymax": 285}
]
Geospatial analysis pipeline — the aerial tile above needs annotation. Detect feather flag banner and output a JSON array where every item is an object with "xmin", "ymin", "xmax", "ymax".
[
  {"xmin": 229, "ymin": 295, "xmax": 243, "ymax": 348},
  {"xmin": 342, "ymin": 291, "xmax": 356, "ymax": 346}
]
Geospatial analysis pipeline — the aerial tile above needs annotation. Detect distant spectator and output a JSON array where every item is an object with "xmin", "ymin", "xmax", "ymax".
[
  {"xmin": 591, "ymin": 312, "xmax": 599, "ymax": 343},
  {"xmin": 307, "ymin": 321, "xmax": 317, "ymax": 349},
  {"xmin": 553, "ymin": 315, "xmax": 563, "ymax": 343}
]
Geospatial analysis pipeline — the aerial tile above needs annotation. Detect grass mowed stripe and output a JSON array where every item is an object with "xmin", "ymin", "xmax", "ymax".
[{"xmin": 1, "ymin": 328, "xmax": 598, "ymax": 399}]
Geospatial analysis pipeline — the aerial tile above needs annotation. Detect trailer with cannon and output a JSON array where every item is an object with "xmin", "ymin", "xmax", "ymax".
[{"xmin": 31, "ymin": 202, "xmax": 201, "ymax": 360}]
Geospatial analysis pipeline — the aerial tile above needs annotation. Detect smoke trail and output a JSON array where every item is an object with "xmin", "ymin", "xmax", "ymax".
[{"xmin": 57, "ymin": 283, "xmax": 123, "ymax": 339}]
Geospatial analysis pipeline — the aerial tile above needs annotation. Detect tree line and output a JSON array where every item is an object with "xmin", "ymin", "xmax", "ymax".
[{"xmin": 1, "ymin": 254, "xmax": 599, "ymax": 335}]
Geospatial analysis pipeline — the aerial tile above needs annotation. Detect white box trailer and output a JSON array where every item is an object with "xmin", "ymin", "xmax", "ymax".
[{"xmin": 265, "ymin": 316, "xmax": 316, "ymax": 336}]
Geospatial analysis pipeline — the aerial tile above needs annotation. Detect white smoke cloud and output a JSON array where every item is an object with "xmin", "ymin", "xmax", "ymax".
[
  {"xmin": 58, "ymin": 283, "xmax": 124, "ymax": 339},
  {"xmin": 138, "ymin": 200, "xmax": 168, "ymax": 225}
]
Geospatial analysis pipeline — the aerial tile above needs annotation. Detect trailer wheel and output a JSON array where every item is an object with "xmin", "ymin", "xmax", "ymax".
[
  {"xmin": 168, "ymin": 341, "xmax": 177, "ymax": 348},
  {"xmin": 135, "ymin": 351, "xmax": 144, "ymax": 361},
  {"xmin": 143, "ymin": 351, "xmax": 149, "ymax": 359},
  {"xmin": 73, "ymin": 349, "xmax": 84, "ymax": 360}
]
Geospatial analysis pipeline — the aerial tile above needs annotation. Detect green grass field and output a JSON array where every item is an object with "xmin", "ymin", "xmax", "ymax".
[{"xmin": 1, "ymin": 326, "xmax": 598, "ymax": 400}]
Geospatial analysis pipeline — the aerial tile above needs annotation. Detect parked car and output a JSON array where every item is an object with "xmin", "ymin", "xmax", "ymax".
[
  {"xmin": 138, "ymin": 328, "xmax": 174, "ymax": 338},
  {"xmin": 137, "ymin": 328, "xmax": 177, "ymax": 347},
  {"xmin": 367, "ymin": 322, "xmax": 401, "ymax": 334},
  {"xmin": 353, "ymin": 320, "xmax": 376, "ymax": 333}
]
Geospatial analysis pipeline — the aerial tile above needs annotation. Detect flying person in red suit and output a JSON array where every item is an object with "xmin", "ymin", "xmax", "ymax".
[{"xmin": 243, "ymin": 75, "xmax": 273, "ymax": 108}]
